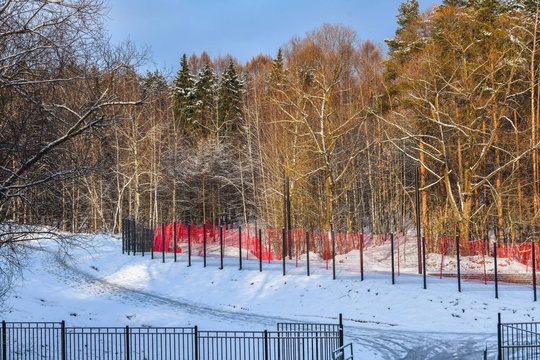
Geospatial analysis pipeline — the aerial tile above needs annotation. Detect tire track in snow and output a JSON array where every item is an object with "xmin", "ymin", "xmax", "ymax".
[{"xmin": 41, "ymin": 248, "xmax": 496, "ymax": 359}]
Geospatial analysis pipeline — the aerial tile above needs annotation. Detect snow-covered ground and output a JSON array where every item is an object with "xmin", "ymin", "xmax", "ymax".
[{"xmin": 2, "ymin": 233, "xmax": 538, "ymax": 359}]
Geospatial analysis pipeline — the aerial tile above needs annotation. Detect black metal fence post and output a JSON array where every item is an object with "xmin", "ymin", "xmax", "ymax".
[
  {"xmin": 533, "ymin": 241, "xmax": 537, "ymax": 302},
  {"xmin": 220, "ymin": 226, "xmax": 224, "ymax": 270},
  {"xmin": 141, "ymin": 222, "xmax": 146, "ymax": 257},
  {"xmin": 130, "ymin": 219, "xmax": 134, "ymax": 255},
  {"xmin": 61, "ymin": 320, "xmax": 66, "ymax": 360},
  {"xmin": 122, "ymin": 218, "xmax": 125, "ymax": 254},
  {"xmin": 422, "ymin": 236, "xmax": 427, "ymax": 289},
  {"xmin": 173, "ymin": 221, "xmax": 177, "ymax": 263},
  {"xmin": 151, "ymin": 222, "xmax": 154, "ymax": 259},
  {"xmin": 148, "ymin": 224, "xmax": 153, "ymax": 256},
  {"xmin": 416, "ymin": 166, "xmax": 422, "ymax": 275},
  {"xmin": 125, "ymin": 325, "xmax": 130, "ymax": 360},
  {"xmin": 129, "ymin": 221, "xmax": 133, "ymax": 254},
  {"xmin": 360, "ymin": 232, "xmax": 364, "ymax": 281},
  {"xmin": 133, "ymin": 220, "xmax": 137, "ymax": 255},
  {"xmin": 339, "ymin": 313, "xmax": 344, "ymax": 348},
  {"xmin": 161, "ymin": 223, "xmax": 166, "ymax": 263},
  {"xmin": 259, "ymin": 228, "xmax": 263, "ymax": 272},
  {"xmin": 129, "ymin": 219, "xmax": 133, "ymax": 255},
  {"xmin": 494, "ymin": 242, "xmax": 499, "ymax": 299},
  {"xmin": 194, "ymin": 325, "xmax": 199, "ymax": 360},
  {"xmin": 136, "ymin": 221, "xmax": 140, "ymax": 256},
  {"xmin": 391, "ymin": 233, "xmax": 395, "ymax": 285},
  {"xmin": 282, "ymin": 228, "xmax": 286, "ymax": 276},
  {"xmin": 456, "ymin": 235, "xmax": 461, "ymax": 292},
  {"xmin": 137, "ymin": 223, "xmax": 144, "ymax": 256},
  {"xmin": 136, "ymin": 219, "xmax": 140, "ymax": 255},
  {"xmin": 497, "ymin": 313, "xmax": 502, "ymax": 360},
  {"xmin": 264, "ymin": 330, "xmax": 269, "ymax": 360},
  {"xmin": 203, "ymin": 223, "xmax": 207, "ymax": 268},
  {"xmin": 306, "ymin": 231, "xmax": 310, "ymax": 277},
  {"xmin": 135, "ymin": 221, "xmax": 140, "ymax": 256},
  {"xmin": 125, "ymin": 218, "xmax": 129, "ymax": 255},
  {"xmin": 188, "ymin": 224, "xmax": 192, "ymax": 267},
  {"xmin": 131, "ymin": 218, "xmax": 135, "ymax": 255},
  {"xmin": 239, "ymin": 226, "xmax": 242, "ymax": 270},
  {"xmin": 331, "ymin": 225, "xmax": 336, "ymax": 280},
  {"xmin": 2, "ymin": 320, "xmax": 6, "ymax": 360}
]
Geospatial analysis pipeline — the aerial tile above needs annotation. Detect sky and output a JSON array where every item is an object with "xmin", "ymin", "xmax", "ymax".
[
  {"xmin": 3, "ymin": 229, "xmax": 538, "ymax": 359},
  {"xmin": 105, "ymin": 0, "xmax": 440, "ymax": 73}
]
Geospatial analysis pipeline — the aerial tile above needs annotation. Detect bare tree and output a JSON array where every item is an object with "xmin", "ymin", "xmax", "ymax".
[
  {"xmin": 0, "ymin": 0, "xmax": 144, "ymax": 303},
  {"xmin": 268, "ymin": 24, "xmax": 376, "ymax": 231}
]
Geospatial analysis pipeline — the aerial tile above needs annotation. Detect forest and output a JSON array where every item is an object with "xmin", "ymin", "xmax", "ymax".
[{"xmin": 2, "ymin": 0, "xmax": 540, "ymax": 249}]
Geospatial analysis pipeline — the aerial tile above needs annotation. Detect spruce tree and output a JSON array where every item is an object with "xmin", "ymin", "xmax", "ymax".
[
  {"xmin": 217, "ymin": 59, "xmax": 244, "ymax": 139},
  {"xmin": 268, "ymin": 48, "xmax": 287, "ymax": 89},
  {"xmin": 171, "ymin": 54, "xmax": 195, "ymax": 133},
  {"xmin": 441, "ymin": 0, "xmax": 470, "ymax": 7},
  {"xmin": 384, "ymin": 0, "xmax": 424, "ymax": 89},
  {"xmin": 503, "ymin": 0, "xmax": 538, "ymax": 13},
  {"xmin": 193, "ymin": 61, "xmax": 218, "ymax": 137},
  {"xmin": 385, "ymin": 0, "xmax": 423, "ymax": 61}
]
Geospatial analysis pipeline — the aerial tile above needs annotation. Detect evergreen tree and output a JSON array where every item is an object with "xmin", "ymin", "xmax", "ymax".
[
  {"xmin": 217, "ymin": 59, "xmax": 244, "ymax": 139},
  {"xmin": 396, "ymin": 0, "xmax": 420, "ymax": 30},
  {"xmin": 503, "ymin": 0, "xmax": 538, "ymax": 13},
  {"xmin": 441, "ymin": 0, "xmax": 470, "ymax": 7},
  {"xmin": 384, "ymin": 0, "xmax": 425, "ymax": 98},
  {"xmin": 268, "ymin": 48, "xmax": 287, "ymax": 89},
  {"xmin": 386, "ymin": 0, "xmax": 421, "ymax": 56},
  {"xmin": 385, "ymin": 0, "xmax": 423, "ymax": 66},
  {"xmin": 171, "ymin": 54, "xmax": 195, "ymax": 133},
  {"xmin": 443, "ymin": 0, "xmax": 508, "ymax": 12},
  {"xmin": 193, "ymin": 61, "xmax": 218, "ymax": 137}
]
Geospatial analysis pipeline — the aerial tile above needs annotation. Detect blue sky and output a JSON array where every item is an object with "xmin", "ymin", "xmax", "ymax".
[{"xmin": 106, "ymin": 0, "xmax": 440, "ymax": 73}]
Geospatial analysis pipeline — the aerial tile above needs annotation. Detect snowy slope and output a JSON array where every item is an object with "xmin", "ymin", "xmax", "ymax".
[{"xmin": 2, "ymin": 233, "xmax": 537, "ymax": 359}]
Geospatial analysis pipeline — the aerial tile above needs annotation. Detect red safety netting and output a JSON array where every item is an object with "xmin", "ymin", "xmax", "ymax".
[
  {"xmin": 151, "ymin": 222, "xmax": 404, "ymax": 274},
  {"xmin": 496, "ymin": 242, "xmax": 540, "ymax": 271},
  {"xmin": 152, "ymin": 223, "xmax": 372, "ymax": 264},
  {"xmin": 154, "ymin": 223, "xmax": 274, "ymax": 260},
  {"xmin": 437, "ymin": 236, "xmax": 540, "ymax": 283},
  {"xmin": 439, "ymin": 237, "xmax": 488, "ymax": 283},
  {"xmin": 151, "ymin": 223, "xmax": 538, "ymax": 283}
]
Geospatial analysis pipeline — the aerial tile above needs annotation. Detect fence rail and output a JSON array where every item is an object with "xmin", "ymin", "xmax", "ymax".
[
  {"xmin": 498, "ymin": 313, "xmax": 540, "ymax": 359},
  {"xmin": 332, "ymin": 343, "xmax": 353, "ymax": 360},
  {"xmin": 1, "ymin": 318, "xmax": 343, "ymax": 360}
]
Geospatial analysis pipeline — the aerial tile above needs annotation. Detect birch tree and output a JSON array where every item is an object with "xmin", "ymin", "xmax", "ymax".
[{"xmin": 0, "ymin": 0, "xmax": 144, "ymax": 303}]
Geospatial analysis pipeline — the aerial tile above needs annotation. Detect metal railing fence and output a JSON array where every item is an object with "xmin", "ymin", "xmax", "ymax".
[
  {"xmin": 498, "ymin": 313, "xmax": 540, "ymax": 359},
  {"xmin": 1, "ymin": 318, "xmax": 343, "ymax": 360},
  {"xmin": 332, "ymin": 343, "xmax": 353, "ymax": 360}
]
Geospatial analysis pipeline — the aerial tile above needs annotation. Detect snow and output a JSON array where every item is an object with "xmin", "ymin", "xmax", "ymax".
[{"xmin": 2, "ymin": 233, "xmax": 538, "ymax": 359}]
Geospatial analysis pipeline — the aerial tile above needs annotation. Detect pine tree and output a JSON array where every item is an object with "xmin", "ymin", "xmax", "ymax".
[
  {"xmin": 443, "ymin": 0, "xmax": 507, "ymax": 12},
  {"xmin": 385, "ymin": 0, "xmax": 425, "ymax": 88},
  {"xmin": 441, "ymin": 0, "xmax": 470, "ymax": 7},
  {"xmin": 386, "ymin": 0, "xmax": 422, "ymax": 56},
  {"xmin": 268, "ymin": 48, "xmax": 287, "ymax": 89},
  {"xmin": 503, "ymin": 0, "xmax": 538, "ymax": 13},
  {"xmin": 171, "ymin": 54, "xmax": 195, "ymax": 133},
  {"xmin": 384, "ymin": 0, "xmax": 425, "ymax": 93},
  {"xmin": 472, "ymin": 0, "xmax": 505, "ymax": 25},
  {"xmin": 217, "ymin": 59, "xmax": 244, "ymax": 139},
  {"xmin": 193, "ymin": 61, "xmax": 218, "ymax": 137}
]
